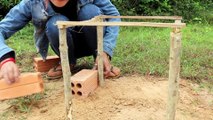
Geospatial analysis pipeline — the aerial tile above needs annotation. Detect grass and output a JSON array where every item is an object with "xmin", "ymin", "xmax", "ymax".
[
  {"xmin": 0, "ymin": 93, "xmax": 45, "ymax": 120},
  {"xmin": 6, "ymin": 23, "xmax": 213, "ymax": 82},
  {"xmin": 7, "ymin": 93, "xmax": 44, "ymax": 113},
  {"xmin": 1, "ymin": 23, "xmax": 212, "ymax": 115},
  {"xmin": 181, "ymin": 24, "xmax": 213, "ymax": 81},
  {"xmin": 113, "ymin": 27, "xmax": 171, "ymax": 76},
  {"xmin": 5, "ymin": 23, "xmax": 213, "ymax": 82},
  {"xmin": 114, "ymin": 24, "xmax": 213, "ymax": 83}
]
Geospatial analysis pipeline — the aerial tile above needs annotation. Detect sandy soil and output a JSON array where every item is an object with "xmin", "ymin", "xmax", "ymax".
[{"xmin": 0, "ymin": 75, "xmax": 213, "ymax": 120}]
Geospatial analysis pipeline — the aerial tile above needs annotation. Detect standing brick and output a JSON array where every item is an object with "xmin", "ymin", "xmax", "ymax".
[{"xmin": 71, "ymin": 69, "xmax": 98, "ymax": 98}]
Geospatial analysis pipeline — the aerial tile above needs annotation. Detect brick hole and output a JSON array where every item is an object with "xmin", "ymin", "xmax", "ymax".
[
  {"xmin": 77, "ymin": 91, "xmax": 82, "ymax": 96},
  {"xmin": 71, "ymin": 82, "xmax": 74, "ymax": 87},
  {"xmin": 76, "ymin": 83, "xmax": 82, "ymax": 88},
  {"xmin": 72, "ymin": 90, "xmax": 75, "ymax": 95}
]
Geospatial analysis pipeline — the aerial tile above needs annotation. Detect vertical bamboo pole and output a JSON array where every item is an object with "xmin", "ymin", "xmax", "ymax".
[
  {"xmin": 97, "ymin": 19, "xmax": 105, "ymax": 87},
  {"xmin": 59, "ymin": 26, "xmax": 72, "ymax": 120},
  {"xmin": 167, "ymin": 20, "xmax": 182, "ymax": 120}
]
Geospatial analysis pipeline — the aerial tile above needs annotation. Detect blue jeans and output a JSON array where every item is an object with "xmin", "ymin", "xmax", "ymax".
[{"xmin": 45, "ymin": 4, "xmax": 103, "ymax": 64}]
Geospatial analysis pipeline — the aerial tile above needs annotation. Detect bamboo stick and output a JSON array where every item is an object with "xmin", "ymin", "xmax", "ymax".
[
  {"xmin": 99, "ymin": 15, "xmax": 183, "ymax": 20},
  {"xmin": 167, "ymin": 26, "xmax": 182, "ymax": 120},
  {"xmin": 56, "ymin": 21, "xmax": 186, "ymax": 28},
  {"xmin": 59, "ymin": 27, "xmax": 72, "ymax": 120},
  {"xmin": 97, "ymin": 18, "xmax": 105, "ymax": 87}
]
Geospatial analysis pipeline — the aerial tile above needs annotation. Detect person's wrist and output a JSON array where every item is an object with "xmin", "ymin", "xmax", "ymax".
[{"xmin": 0, "ymin": 58, "xmax": 16, "ymax": 69}]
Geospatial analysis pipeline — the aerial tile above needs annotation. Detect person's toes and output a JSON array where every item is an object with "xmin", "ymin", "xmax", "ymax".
[
  {"xmin": 111, "ymin": 66, "xmax": 120, "ymax": 76},
  {"xmin": 105, "ymin": 71, "xmax": 116, "ymax": 78},
  {"xmin": 105, "ymin": 66, "xmax": 121, "ymax": 79}
]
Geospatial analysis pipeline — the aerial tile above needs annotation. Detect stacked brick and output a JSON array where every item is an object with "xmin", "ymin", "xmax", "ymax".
[
  {"xmin": 34, "ymin": 56, "xmax": 60, "ymax": 72},
  {"xmin": 0, "ymin": 73, "xmax": 44, "ymax": 100},
  {"xmin": 71, "ymin": 69, "xmax": 98, "ymax": 98}
]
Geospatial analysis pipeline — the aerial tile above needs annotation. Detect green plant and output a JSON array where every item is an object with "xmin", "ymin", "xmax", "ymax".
[
  {"xmin": 0, "ymin": 0, "xmax": 21, "ymax": 18},
  {"xmin": 0, "ymin": 93, "xmax": 43, "ymax": 120},
  {"xmin": 0, "ymin": 0, "xmax": 20, "ymax": 9},
  {"xmin": 8, "ymin": 93, "xmax": 44, "ymax": 113},
  {"xmin": 111, "ymin": 0, "xmax": 212, "ymax": 23}
]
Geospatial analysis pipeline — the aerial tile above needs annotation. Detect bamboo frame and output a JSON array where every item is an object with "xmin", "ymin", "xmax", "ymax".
[{"xmin": 56, "ymin": 16, "xmax": 186, "ymax": 120}]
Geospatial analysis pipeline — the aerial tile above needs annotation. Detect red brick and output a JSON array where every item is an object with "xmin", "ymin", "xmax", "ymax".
[
  {"xmin": 71, "ymin": 69, "xmax": 98, "ymax": 98},
  {"xmin": 34, "ymin": 65, "xmax": 56, "ymax": 73},
  {"xmin": 34, "ymin": 56, "xmax": 60, "ymax": 72},
  {"xmin": 0, "ymin": 73, "xmax": 44, "ymax": 100}
]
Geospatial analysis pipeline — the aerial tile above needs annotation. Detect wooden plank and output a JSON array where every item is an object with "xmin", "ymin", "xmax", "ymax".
[
  {"xmin": 56, "ymin": 21, "xmax": 186, "ymax": 28},
  {"xmin": 58, "ymin": 28, "xmax": 72, "ymax": 120},
  {"xmin": 167, "ymin": 28, "xmax": 182, "ymax": 120}
]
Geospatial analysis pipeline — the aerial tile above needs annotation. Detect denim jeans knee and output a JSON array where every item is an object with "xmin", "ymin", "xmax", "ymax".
[
  {"xmin": 45, "ymin": 14, "xmax": 76, "ymax": 64},
  {"xmin": 46, "ymin": 14, "xmax": 69, "ymax": 54},
  {"xmin": 77, "ymin": 4, "xmax": 105, "ymax": 58},
  {"xmin": 78, "ymin": 4, "xmax": 102, "ymax": 21}
]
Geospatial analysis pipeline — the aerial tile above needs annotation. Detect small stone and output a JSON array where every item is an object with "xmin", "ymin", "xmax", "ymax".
[
  {"xmin": 98, "ymin": 110, "xmax": 103, "ymax": 114},
  {"xmin": 114, "ymin": 100, "xmax": 121, "ymax": 105},
  {"xmin": 40, "ymin": 109, "xmax": 48, "ymax": 113}
]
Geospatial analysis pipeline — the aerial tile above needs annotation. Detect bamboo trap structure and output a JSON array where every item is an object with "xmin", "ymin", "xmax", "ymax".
[{"xmin": 56, "ymin": 15, "xmax": 186, "ymax": 120}]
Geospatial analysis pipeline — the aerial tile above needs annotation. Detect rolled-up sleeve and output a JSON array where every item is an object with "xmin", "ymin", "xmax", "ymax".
[{"xmin": 94, "ymin": 0, "xmax": 121, "ymax": 57}]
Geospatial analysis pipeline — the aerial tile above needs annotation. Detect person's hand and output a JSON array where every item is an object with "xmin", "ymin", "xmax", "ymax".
[
  {"xmin": 0, "ymin": 62, "xmax": 20, "ymax": 84},
  {"xmin": 93, "ymin": 52, "xmax": 117, "ymax": 78}
]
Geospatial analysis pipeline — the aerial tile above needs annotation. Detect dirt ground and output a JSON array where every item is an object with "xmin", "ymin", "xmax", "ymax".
[{"xmin": 0, "ymin": 75, "xmax": 213, "ymax": 120}]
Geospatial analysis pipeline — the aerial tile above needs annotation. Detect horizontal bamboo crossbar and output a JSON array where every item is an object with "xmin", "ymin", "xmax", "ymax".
[
  {"xmin": 57, "ymin": 15, "xmax": 185, "ymax": 29},
  {"xmin": 98, "ymin": 15, "xmax": 183, "ymax": 20},
  {"xmin": 57, "ymin": 21, "xmax": 186, "ymax": 28}
]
